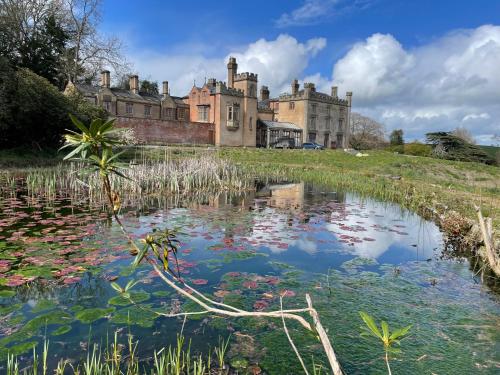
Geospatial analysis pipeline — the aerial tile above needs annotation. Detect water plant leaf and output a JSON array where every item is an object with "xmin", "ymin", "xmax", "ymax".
[
  {"xmin": 389, "ymin": 325, "xmax": 412, "ymax": 341},
  {"xmin": 51, "ymin": 325, "xmax": 72, "ymax": 336},
  {"xmin": 75, "ymin": 307, "xmax": 115, "ymax": 324},
  {"xmin": 359, "ymin": 311, "xmax": 383, "ymax": 340}
]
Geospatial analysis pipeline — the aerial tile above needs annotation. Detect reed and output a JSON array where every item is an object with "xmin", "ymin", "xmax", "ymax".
[{"xmin": 5, "ymin": 334, "xmax": 226, "ymax": 375}]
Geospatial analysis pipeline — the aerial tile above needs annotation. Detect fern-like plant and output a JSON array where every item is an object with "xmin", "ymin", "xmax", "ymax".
[{"xmin": 359, "ymin": 311, "xmax": 411, "ymax": 375}]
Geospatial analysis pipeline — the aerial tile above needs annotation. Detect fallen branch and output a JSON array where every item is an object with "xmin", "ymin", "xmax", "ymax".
[{"xmin": 475, "ymin": 206, "xmax": 500, "ymax": 276}]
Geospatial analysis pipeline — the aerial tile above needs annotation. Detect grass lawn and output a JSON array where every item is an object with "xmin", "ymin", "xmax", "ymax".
[{"xmin": 218, "ymin": 148, "xmax": 500, "ymax": 231}]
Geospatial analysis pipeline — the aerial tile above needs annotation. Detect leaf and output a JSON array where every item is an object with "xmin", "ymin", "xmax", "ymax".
[
  {"xmin": 125, "ymin": 280, "xmax": 139, "ymax": 292},
  {"xmin": 359, "ymin": 311, "xmax": 383, "ymax": 340},
  {"xmin": 63, "ymin": 143, "xmax": 87, "ymax": 160},
  {"xmin": 132, "ymin": 244, "xmax": 149, "ymax": 268},
  {"xmin": 381, "ymin": 320, "xmax": 390, "ymax": 342},
  {"xmin": 110, "ymin": 282, "xmax": 122, "ymax": 293},
  {"xmin": 89, "ymin": 118, "xmax": 102, "ymax": 136},
  {"xmin": 389, "ymin": 325, "xmax": 412, "ymax": 341},
  {"xmin": 69, "ymin": 113, "xmax": 89, "ymax": 134}
]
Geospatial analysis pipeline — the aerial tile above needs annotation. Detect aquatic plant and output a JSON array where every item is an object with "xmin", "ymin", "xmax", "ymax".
[
  {"xmin": 60, "ymin": 118, "xmax": 345, "ymax": 375},
  {"xmin": 359, "ymin": 311, "xmax": 412, "ymax": 375}
]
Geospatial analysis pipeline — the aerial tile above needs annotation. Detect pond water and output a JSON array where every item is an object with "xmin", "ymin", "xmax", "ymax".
[{"xmin": 0, "ymin": 181, "xmax": 499, "ymax": 374}]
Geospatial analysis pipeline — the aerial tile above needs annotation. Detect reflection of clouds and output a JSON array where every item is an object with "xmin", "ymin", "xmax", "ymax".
[
  {"xmin": 247, "ymin": 207, "xmax": 317, "ymax": 254},
  {"xmin": 326, "ymin": 197, "xmax": 441, "ymax": 259}
]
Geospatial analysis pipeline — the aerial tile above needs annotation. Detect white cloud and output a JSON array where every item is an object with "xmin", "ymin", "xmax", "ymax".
[
  {"xmin": 127, "ymin": 34, "xmax": 326, "ymax": 97},
  {"xmin": 275, "ymin": 0, "xmax": 374, "ymax": 28},
  {"xmin": 303, "ymin": 25, "xmax": 500, "ymax": 144}
]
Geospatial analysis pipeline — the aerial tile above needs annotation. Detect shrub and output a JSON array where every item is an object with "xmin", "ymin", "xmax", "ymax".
[
  {"xmin": 404, "ymin": 142, "xmax": 432, "ymax": 157},
  {"xmin": 0, "ymin": 63, "xmax": 72, "ymax": 149}
]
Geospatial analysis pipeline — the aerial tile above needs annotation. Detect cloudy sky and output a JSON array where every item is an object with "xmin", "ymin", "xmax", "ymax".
[{"xmin": 101, "ymin": 0, "xmax": 500, "ymax": 144}]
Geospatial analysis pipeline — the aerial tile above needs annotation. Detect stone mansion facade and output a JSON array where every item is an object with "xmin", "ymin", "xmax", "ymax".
[{"xmin": 67, "ymin": 58, "xmax": 352, "ymax": 148}]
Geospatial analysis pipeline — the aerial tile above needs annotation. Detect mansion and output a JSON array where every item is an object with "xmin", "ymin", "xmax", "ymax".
[{"xmin": 66, "ymin": 58, "xmax": 352, "ymax": 148}]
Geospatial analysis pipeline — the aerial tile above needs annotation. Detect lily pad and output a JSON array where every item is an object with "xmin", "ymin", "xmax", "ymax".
[
  {"xmin": 51, "ymin": 325, "xmax": 72, "ymax": 336},
  {"xmin": 31, "ymin": 299, "xmax": 57, "ymax": 313},
  {"xmin": 0, "ymin": 290, "xmax": 15, "ymax": 298},
  {"xmin": 108, "ymin": 291, "xmax": 150, "ymax": 306},
  {"xmin": 75, "ymin": 307, "xmax": 115, "ymax": 324}
]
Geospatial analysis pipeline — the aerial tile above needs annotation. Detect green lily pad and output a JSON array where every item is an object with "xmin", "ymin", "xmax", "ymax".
[
  {"xmin": 75, "ymin": 307, "xmax": 115, "ymax": 324},
  {"xmin": 108, "ymin": 291, "xmax": 150, "ymax": 306},
  {"xmin": 0, "ymin": 290, "xmax": 15, "ymax": 298},
  {"xmin": 51, "ymin": 325, "xmax": 72, "ymax": 336}
]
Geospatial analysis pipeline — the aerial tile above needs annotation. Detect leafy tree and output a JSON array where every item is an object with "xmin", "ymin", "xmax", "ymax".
[
  {"xmin": 389, "ymin": 129, "xmax": 404, "ymax": 146},
  {"xmin": 426, "ymin": 132, "xmax": 495, "ymax": 165},
  {"xmin": 140, "ymin": 80, "xmax": 159, "ymax": 95},
  {"xmin": 0, "ymin": 66, "xmax": 72, "ymax": 148}
]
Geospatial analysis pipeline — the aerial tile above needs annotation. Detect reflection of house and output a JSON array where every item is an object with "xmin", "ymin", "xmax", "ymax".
[{"xmin": 256, "ymin": 183, "xmax": 304, "ymax": 210}]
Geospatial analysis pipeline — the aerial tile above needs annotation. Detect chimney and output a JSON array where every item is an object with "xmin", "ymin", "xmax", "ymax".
[
  {"xmin": 304, "ymin": 83, "xmax": 315, "ymax": 92},
  {"xmin": 291, "ymin": 79, "xmax": 299, "ymax": 95},
  {"xmin": 260, "ymin": 85, "xmax": 270, "ymax": 101},
  {"xmin": 162, "ymin": 81, "xmax": 169, "ymax": 98},
  {"xmin": 331, "ymin": 86, "xmax": 338, "ymax": 98},
  {"xmin": 227, "ymin": 57, "xmax": 237, "ymax": 88},
  {"xmin": 346, "ymin": 91, "xmax": 353, "ymax": 106},
  {"xmin": 100, "ymin": 70, "xmax": 110, "ymax": 88},
  {"xmin": 129, "ymin": 75, "xmax": 139, "ymax": 94}
]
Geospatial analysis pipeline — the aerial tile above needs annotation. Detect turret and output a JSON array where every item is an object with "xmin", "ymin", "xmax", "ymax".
[
  {"xmin": 227, "ymin": 57, "xmax": 237, "ymax": 88},
  {"xmin": 260, "ymin": 85, "xmax": 270, "ymax": 101},
  {"xmin": 346, "ymin": 91, "xmax": 353, "ymax": 106},
  {"xmin": 331, "ymin": 86, "xmax": 338, "ymax": 98}
]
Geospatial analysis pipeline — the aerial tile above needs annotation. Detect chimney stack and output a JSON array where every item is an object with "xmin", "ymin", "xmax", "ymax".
[
  {"xmin": 346, "ymin": 91, "xmax": 353, "ymax": 106},
  {"xmin": 207, "ymin": 78, "xmax": 217, "ymax": 89},
  {"xmin": 100, "ymin": 70, "xmax": 110, "ymax": 88},
  {"xmin": 291, "ymin": 79, "xmax": 299, "ymax": 95},
  {"xmin": 331, "ymin": 86, "xmax": 338, "ymax": 98},
  {"xmin": 162, "ymin": 81, "xmax": 169, "ymax": 98},
  {"xmin": 227, "ymin": 57, "xmax": 237, "ymax": 88},
  {"xmin": 129, "ymin": 75, "xmax": 139, "ymax": 94},
  {"xmin": 260, "ymin": 85, "xmax": 270, "ymax": 101}
]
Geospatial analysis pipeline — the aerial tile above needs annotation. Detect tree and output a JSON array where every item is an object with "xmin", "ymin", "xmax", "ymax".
[
  {"xmin": 140, "ymin": 80, "xmax": 159, "ymax": 95},
  {"xmin": 426, "ymin": 132, "xmax": 495, "ymax": 165},
  {"xmin": 349, "ymin": 112, "xmax": 387, "ymax": 150},
  {"xmin": 451, "ymin": 127, "xmax": 475, "ymax": 144},
  {"xmin": 390, "ymin": 129, "xmax": 404, "ymax": 146},
  {"xmin": 63, "ymin": 0, "xmax": 129, "ymax": 83},
  {"xmin": 0, "ymin": 0, "xmax": 69, "ymax": 87},
  {"xmin": 0, "ymin": 63, "xmax": 72, "ymax": 148}
]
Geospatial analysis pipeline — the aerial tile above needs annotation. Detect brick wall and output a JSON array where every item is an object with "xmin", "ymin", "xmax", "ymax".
[{"xmin": 114, "ymin": 117, "xmax": 215, "ymax": 145}]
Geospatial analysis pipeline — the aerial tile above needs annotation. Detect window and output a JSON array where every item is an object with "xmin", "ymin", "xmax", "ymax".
[
  {"xmin": 177, "ymin": 108, "xmax": 186, "ymax": 120},
  {"xmin": 197, "ymin": 106, "xmax": 209, "ymax": 122},
  {"xmin": 164, "ymin": 107, "xmax": 175, "ymax": 120},
  {"xmin": 308, "ymin": 132, "xmax": 316, "ymax": 142},
  {"xmin": 144, "ymin": 105, "xmax": 151, "ymax": 116},
  {"xmin": 339, "ymin": 119, "xmax": 343, "ymax": 132},
  {"xmin": 202, "ymin": 91, "xmax": 207, "ymax": 97},
  {"xmin": 309, "ymin": 116, "xmax": 316, "ymax": 129},
  {"xmin": 103, "ymin": 101, "xmax": 111, "ymax": 112},
  {"xmin": 125, "ymin": 102, "xmax": 133, "ymax": 115},
  {"xmin": 312, "ymin": 104, "xmax": 317, "ymax": 113},
  {"xmin": 227, "ymin": 104, "xmax": 239, "ymax": 121},
  {"xmin": 289, "ymin": 101, "xmax": 295, "ymax": 110},
  {"xmin": 249, "ymin": 116, "xmax": 253, "ymax": 131}
]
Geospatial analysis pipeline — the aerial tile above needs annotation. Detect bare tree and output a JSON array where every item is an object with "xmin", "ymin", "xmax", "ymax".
[
  {"xmin": 349, "ymin": 112, "xmax": 387, "ymax": 150},
  {"xmin": 62, "ymin": 0, "xmax": 129, "ymax": 83},
  {"xmin": 451, "ymin": 126, "xmax": 475, "ymax": 144}
]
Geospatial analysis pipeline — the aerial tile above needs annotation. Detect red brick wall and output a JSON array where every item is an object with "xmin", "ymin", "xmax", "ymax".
[{"xmin": 114, "ymin": 117, "xmax": 215, "ymax": 145}]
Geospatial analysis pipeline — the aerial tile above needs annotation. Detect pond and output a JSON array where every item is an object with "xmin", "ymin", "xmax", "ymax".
[{"xmin": 0, "ymin": 181, "xmax": 499, "ymax": 374}]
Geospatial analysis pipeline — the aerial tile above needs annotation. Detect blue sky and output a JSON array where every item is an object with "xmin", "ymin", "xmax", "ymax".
[{"xmin": 100, "ymin": 0, "xmax": 500, "ymax": 144}]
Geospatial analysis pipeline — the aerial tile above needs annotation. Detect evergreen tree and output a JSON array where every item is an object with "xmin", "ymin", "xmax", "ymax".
[{"xmin": 390, "ymin": 129, "xmax": 404, "ymax": 145}]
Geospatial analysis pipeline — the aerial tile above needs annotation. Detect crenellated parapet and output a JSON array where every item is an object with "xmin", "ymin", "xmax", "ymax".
[
  {"xmin": 234, "ymin": 72, "xmax": 258, "ymax": 82},
  {"xmin": 215, "ymin": 81, "xmax": 244, "ymax": 97}
]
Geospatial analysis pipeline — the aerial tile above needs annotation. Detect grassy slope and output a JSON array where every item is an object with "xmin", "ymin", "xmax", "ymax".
[{"xmin": 218, "ymin": 148, "xmax": 500, "ymax": 230}]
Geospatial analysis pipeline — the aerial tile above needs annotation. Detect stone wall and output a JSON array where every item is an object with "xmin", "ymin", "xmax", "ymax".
[{"xmin": 114, "ymin": 117, "xmax": 215, "ymax": 145}]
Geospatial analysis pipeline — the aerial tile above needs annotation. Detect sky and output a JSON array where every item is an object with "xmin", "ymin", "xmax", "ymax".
[{"xmin": 100, "ymin": 0, "xmax": 500, "ymax": 145}]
